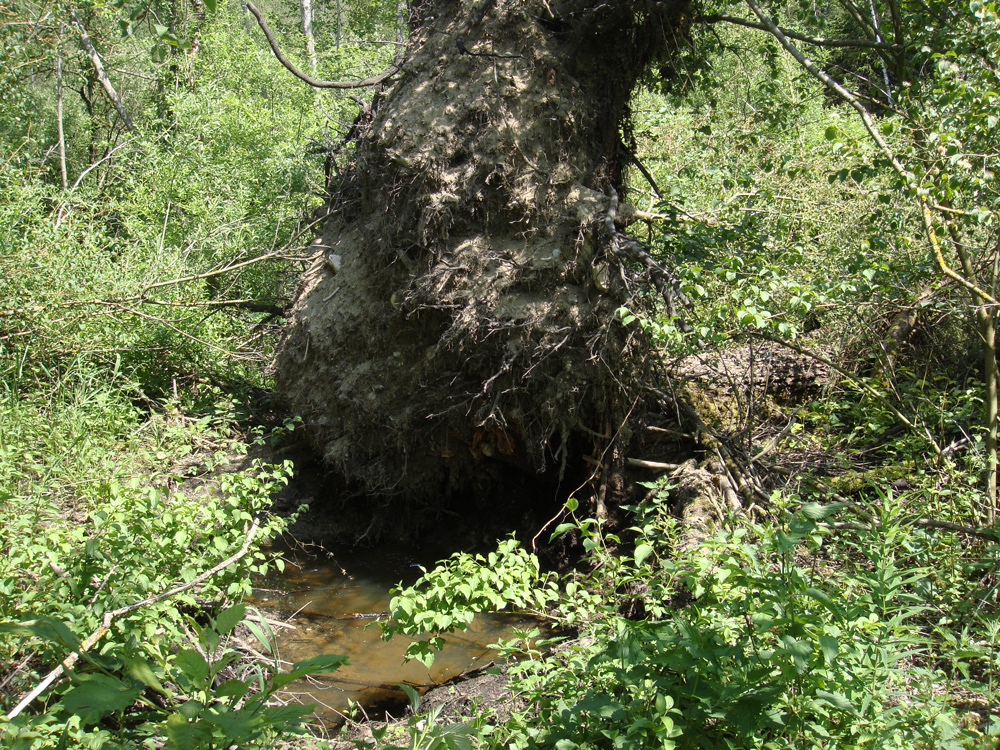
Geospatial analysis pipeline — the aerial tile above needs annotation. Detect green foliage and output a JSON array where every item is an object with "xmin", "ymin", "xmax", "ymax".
[
  {"xmin": 0, "ymin": 449, "xmax": 338, "ymax": 748},
  {"xmin": 633, "ymin": 34, "xmax": 884, "ymax": 348},
  {"xmin": 382, "ymin": 537, "xmax": 559, "ymax": 667},
  {"xmin": 0, "ymin": 5, "xmax": 371, "ymax": 745},
  {"xmin": 378, "ymin": 493, "xmax": 988, "ymax": 749},
  {"xmin": 349, "ymin": 686, "xmax": 476, "ymax": 750}
]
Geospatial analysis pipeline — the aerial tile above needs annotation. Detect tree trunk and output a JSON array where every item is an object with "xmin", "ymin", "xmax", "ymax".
[
  {"xmin": 274, "ymin": 0, "xmax": 691, "ymax": 504},
  {"xmin": 57, "ymin": 45, "xmax": 67, "ymax": 190},
  {"xmin": 71, "ymin": 10, "xmax": 136, "ymax": 134},
  {"xmin": 301, "ymin": 0, "xmax": 318, "ymax": 75}
]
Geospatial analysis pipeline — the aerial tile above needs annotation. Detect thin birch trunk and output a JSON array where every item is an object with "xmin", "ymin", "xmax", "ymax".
[
  {"xmin": 56, "ymin": 46, "xmax": 67, "ymax": 190},
  {"xmin": 868, "ymin": 0, "xmax": 892, "ymax": 106},
  {"xmin": 396, "ymin": 0, "xmax": 407, "ymax": 43},
  {"xmin": 302, "ymin": 0, "xmax": 318, "ymax": 75},
  {"xmin": 238, "ymin": 0, "xmax": 253, "ymax": 34},
  {"xmin": 336, "ymin": 0, "xmax": 342, "ymax": 47},
  {"xmin": 70, "ymin": 10, "xmax": 136, "ymax": 133}
]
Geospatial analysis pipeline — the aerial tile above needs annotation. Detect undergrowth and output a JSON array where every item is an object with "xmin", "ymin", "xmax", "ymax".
[{"xmin": 379, "ymin": 486, "xmax": 999, "ymax": 750}]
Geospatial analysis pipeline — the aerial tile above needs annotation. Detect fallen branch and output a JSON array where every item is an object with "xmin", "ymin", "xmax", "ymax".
[
  {"xmin": 6, "ymin": 517, "xmax": 262, "ymax": 720},
  {"xmin": 752, "ymin": 403, "xmax": 808, "ymax": 462},
  {"xmin": 103, "ymin": 302, "xmax": 263, "ymax": 360},
  {"xmin": 758, "ymin": 335, "xmax": 942, "ymax": 456},
  {"xmin": 824, "ymin": 518, "xmax": 997, "ymax": 542},
  {"xmin": 135, "ymin": 298, "xmax": 288, "ymax": 316},
  {"xmin": 140, "ymin": 247, "xmax": 316, "ymax": 298},
  {"xmin": 70, "ymin": 139, "xmax": 137, "ymax": 190},
  {"xmin": 697, "ymin": 12, "xmax": 902, "ymax": 51},
  {"xmin": 786, "ymin": 477, "xmax": 1000, "ymax": 542}
]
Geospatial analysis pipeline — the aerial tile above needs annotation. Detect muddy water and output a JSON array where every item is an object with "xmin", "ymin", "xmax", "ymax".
[{"xmin": 252, "ymin": 541, "xmax": 537, "ymax": 722}]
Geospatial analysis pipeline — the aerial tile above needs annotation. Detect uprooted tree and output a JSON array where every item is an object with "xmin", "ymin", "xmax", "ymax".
[{"xmin": 272, "ymin": 0, "xmax": 694, "ymax": 505}]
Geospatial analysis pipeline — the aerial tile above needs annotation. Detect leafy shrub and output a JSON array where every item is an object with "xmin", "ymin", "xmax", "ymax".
[{"xmin": 381, "ymin": 491, "xmax": 984, "ymax": 749}]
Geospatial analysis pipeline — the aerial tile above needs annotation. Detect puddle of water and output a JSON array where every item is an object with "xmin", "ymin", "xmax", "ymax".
[{"xmin": 252, "ymin": 541, "xmax": 537, "ymax": 722}]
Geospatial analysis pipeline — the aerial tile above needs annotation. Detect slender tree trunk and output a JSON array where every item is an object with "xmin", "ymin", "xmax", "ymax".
[
  {"xmin": 337, "ymin": 0, "xmax": 343, "ymax": 46},
  {"xmin": 301, "ymin": 0, "xmax": 318, "ymax": 75},
  {"xmin": 867, "ymin": 0, "xmax": 892, "ymax": 105},
  {"xmin": 71, "ymin": 10, "xmax": 136, "ymax": 134},
  {"xmin": 56, "ymin": 45, "xmax": 67, "ymax": 190},
  {"xmin": 952, "ymin": 225, "xmax": 998, "ymax": 521},
  {"xmin": 238, "ymin": 0, "xmax": 253, "ymax": 35},
  {"xmin": 395, "ymin": 0, "xmax": 406, "ymax": 44}
]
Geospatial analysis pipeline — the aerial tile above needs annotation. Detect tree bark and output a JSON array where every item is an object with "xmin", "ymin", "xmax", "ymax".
[
  {"xmin": 951, "ymin": 224, "xmax": 998, "ymax": 521},
  {"xmin": 301, "ymin": 0, "xmax": 318, "ymax": 75},
  {"xmin": 71, "ymin": 10, "xmax": 136, "ymax": 134},
  {"xmin": 274, "ymin": 0, "xmax": 692, "ymax": 506},
  {"xmin": 56, "ymin": 45, "xmax": 67, "ymax": 190}
]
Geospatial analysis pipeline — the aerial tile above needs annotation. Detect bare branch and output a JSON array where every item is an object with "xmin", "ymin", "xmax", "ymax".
[
  {"xmin": 739, "ymin": 2, "xmax": 1000, "ymax": 311},
  {"xmin": 759, "ymin": 334, "xmax": 942, "ymax": 455},
  {"xmin": 245, "ymin": 1, "xmax": 398, "ymax": 89},
  {"xmin": 696, "ymin": 13, "xmax": 902, "ymax": 51},
  {"xmin": 826, "ymin": 518, "xmax": 998, "ymax": 542},
  {"xmin": 71, "ymin": 139, "xmax": 136, "ymax": 189},
  {"xmin": 6, "ymin": 517, "xmax": 262, "ymax": 720},
  {"xmin": 70, "ymin": 10, "xmax": 136, "ymax": 133}
]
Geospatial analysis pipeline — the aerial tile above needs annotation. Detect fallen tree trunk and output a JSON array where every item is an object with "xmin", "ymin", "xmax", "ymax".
[{"xmin": 273, "ymin": 0, "xmax": 693, "ymax": 508}]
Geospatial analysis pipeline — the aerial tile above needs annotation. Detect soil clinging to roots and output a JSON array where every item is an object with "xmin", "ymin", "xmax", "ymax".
[{"xmin": 274, "ymin": 0, "xmax": 692, "ymax": 507}]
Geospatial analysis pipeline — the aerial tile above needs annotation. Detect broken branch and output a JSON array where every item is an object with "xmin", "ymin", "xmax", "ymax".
[{"xmin": 6, "ymin": 517, "xmax": 262, "ymax": 720}]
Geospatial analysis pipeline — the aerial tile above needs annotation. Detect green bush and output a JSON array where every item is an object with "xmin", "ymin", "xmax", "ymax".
[{"xmin": 380, "ymin": 490, "xmax": 987, "ymax": 749}]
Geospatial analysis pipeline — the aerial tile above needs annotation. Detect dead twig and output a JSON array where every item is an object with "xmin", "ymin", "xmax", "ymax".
[
  {"xmin": 6, "ymin": 517, "xmax": 262, "ymax": 720},
  {"xmin": 626, "ymin": 457, "xmax": 682, "ymax": 471}
]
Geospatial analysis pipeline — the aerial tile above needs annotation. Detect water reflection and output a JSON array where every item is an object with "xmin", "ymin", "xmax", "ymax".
[{"xmin": 252, "ymin": 541, "xmax": 535, "ymax": 722}]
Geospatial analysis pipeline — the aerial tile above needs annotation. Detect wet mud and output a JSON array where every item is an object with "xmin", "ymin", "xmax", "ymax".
[{"xmin": 251, "ymin": 538, "xmax": 540, "ymax": 723}]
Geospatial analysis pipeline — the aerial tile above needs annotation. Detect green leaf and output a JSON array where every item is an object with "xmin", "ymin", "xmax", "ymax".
[
  {"xmin": 271, "ymin": 653, "xmax": 349, "ymax": 688},
  {"xmin": 818, "ymin": 634, "xmax": 839, "ymax": 665},
  {"xmin": 125, "ymin": 656, "xmax": 170, "ymax": 696},
  {"xmin": 549, "ymin": 522, "xmax": 577, "ymax": 541},
  {"xmin": 174, "ymin": 648, "xmax": 210, "ymax": 683},
  {"xmin": 804, "ymin": 587, "xmax": 845, "ymax": 620},
  {"xmin": 634, "ymin": 543, "xmax": 654, "ymax": 566},
  {"xmin": 165, "ymin": 714, "xmax": 214, "ymax": 748},
  {"xmin": 289, "ymin": 653, "xmax": 350, "ymax": 675},
  {"xmin": 203, "ymin": 707, "xmax": 259, "ymax": 741},
  {"xmin": 401, "ymin": 683, "xmax": 421, "ymax": 711},
  {"xmin": 203, "ymin": 0, "xmax": 217, "ymax": 11},
  {"xmin": 214, "ymin": 604, "xmax": 245, "ymax": 635},
  {"xmin": 404, "ymin": 640, "xmax": 437, "ymax": 668},
  {"xmin": 63, "ymin": 674, "xmax": 141, "ymax": 722},
  {"xmin": 440, "ymin": 729, "xmax": 474, "ymax": 750},
  {"xmin": 215, "ymin": 679, "xmax": 251, "ymax": 700},
  {"xmin": 244, "ymin": 618, "xmax": 274, "ymax": 655},
  {"xmin": 779, "ymin": 635, "xmax": 813, "ymax": 674},
  {"xmin": 259, "ymin": 703, "xmax": 314, "ymax": 725},
  {"xmin": 815, "ymin": 689, "xmax": 858, "ymax": 715},
  {"xmin": 0, "ymin": 617, "xmax": 80, "ymax": 648}
]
